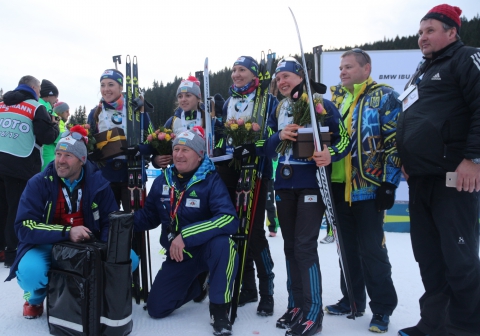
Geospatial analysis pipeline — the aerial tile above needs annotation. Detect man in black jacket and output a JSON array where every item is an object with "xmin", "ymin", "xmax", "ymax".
[
  {"xmin": 0, "ymin": 76, "xmax": 59, "ymax": 267},
  {"xmin": 397, "ymin": 4, "xmax": 480, "ymax": 336}
]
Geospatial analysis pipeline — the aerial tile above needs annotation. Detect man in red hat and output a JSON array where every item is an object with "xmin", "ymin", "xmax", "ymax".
[{"xmin": 397, "ymin": 4, "xmax": 480, "ymax": 336}]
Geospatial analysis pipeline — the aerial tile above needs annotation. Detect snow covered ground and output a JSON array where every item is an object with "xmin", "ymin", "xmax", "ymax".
[
  {"xmin": 2, "ymin": 170, "xmax": 476, "ymax": 335},
  {"xmin": 2, "ymin": 227, "xmax": 434, "ymax": 336}
]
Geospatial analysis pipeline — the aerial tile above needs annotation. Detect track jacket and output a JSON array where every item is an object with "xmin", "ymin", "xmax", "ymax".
[
  {"xmin": 397, "ymin": 40, "xmax": 480, "ymax": 177},
  {"xmin": 134, "ymin": 155, "xmax": 238, "ymax": 258},
  {"xmin": 264, "ymin": 97, "xmax": 350, "ymax": 190},
  {"xmin": 330, "ymin": 77, "xmax": 402, "ymax": 202},
  {"xmin": 6, "ymin": 160, "xmax": 118, "ymax": 281}
]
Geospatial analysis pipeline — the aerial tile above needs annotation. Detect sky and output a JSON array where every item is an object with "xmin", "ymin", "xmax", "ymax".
[{"xmin": 0, "ymin": 0, "xmax": 478, "ymax": 114}]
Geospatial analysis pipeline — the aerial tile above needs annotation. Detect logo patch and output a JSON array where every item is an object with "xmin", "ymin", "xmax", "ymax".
[
  {"xmin": 304, "ymin": 195, "xmax": 317, "ymax": 203},
  {"xmin": 458, "ymin": 237, "xmax": 465, "ymax": 244},
  {"xmin": 275, "ymin": 195, "xmax": 281, "ymax": 201},
  {"xmin": 162, "ymin": 185, "xmax": 169, "ymax": 195},
  {"xmin": 189, "ymin": 190, "xmax": 197, "ymax": 197},
  {"xmin": 186, "ymin": 198, "xmax": 200, "ymax": 208},
  {"xmin": 370, "ymin": 96, "xmax": 380, "ymax": 108},
  {"xmin": 431, "ymin": 73, "xmax": 441, "ymax": 80}
]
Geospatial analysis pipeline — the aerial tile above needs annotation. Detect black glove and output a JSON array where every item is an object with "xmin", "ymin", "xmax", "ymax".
[
  {"xmin": 233, "ymin": 144, "xmax": 256, "ymax": 160},
  {"xmin": 213, "ymin": 148, "xmax": 224, "ymax": 157},
  {"xmin": 121, "ymin": 145, "xmax": 140, "ymax": 157},
  {"xmin": 375, "ymin": 182, "xmax": 396, "ymax": 211},
  {"xmin": 87, "ymin": 148, "xmax": 103, "ymax": 162},
  {"xmin": 131, "ymin": 97, "xmax": 144, "ymax": 112}
]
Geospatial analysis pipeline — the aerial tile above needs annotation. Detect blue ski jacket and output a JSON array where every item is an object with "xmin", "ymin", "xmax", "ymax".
[
  {"xmin": 264, "ymin": 97, "xmax": 350, "ymax": 190},
  {"xmin": 6, "ymin": 160, "xmax": 118, "ymax": 281},
  {"xmin": 134, "ymin": 155, "xmax": 239, "ymax": 258}
]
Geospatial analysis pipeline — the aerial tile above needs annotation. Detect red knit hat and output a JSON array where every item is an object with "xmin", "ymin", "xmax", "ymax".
[{"xmin": 422, "ymin": 4, "xmax": 462, "ymax": 32}]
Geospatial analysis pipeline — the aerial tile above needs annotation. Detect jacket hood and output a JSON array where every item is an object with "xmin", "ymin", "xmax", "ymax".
[
  {"xmin": 166, "ymin": 153, "xmax": 215, "ymax": 189},
  {"xmin": 2, "ymin": 89, "xmax": 36, "ymax": 106}
]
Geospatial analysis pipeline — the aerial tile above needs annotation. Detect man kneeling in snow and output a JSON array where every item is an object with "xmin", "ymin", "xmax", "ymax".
[{"xmin": 134, "ymin": 127, "xmax": 239, "ymax": 336}]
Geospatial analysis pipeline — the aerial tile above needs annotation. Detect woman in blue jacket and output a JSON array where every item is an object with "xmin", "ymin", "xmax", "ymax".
[
  {"xmin": 264, "ymin": 58, "xmax": 350, "ymax": 336},
  {"xmin": 134, "ymin": 127, "xmax": 238, "ymax": 336}
]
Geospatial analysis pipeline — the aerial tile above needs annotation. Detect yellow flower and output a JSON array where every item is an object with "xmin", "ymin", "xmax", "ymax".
[
  {"xmin": 245, "ymin": 123, "xmax": 252, "ymax": 131},
  {"xmin": 165, "ymin": 134, "xmax": 171, "ymax": 141},
  {"xmin": 230, "ymin": 124, "xmax": 239, "ymax": 130}
]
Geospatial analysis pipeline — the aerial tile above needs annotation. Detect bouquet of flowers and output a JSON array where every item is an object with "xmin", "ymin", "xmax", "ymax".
[
  {"xmin": 147, "ymin": 127, "xmax": 176, "ymax": 155},
  {"xmin": 276, "ymin": 92, "xmax": 328, "ymax": 156},
  {"xmin": 223, "ymin": 117, "xmax": 262, "ymax": 147}
]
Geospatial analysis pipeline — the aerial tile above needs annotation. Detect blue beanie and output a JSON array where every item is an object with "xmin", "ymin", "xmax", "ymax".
[
  {"xmin": 233, "ymin": 56, "xmax": 259, "ymax": 77},
  {"xmin": 100, "ymin": 69, "xmax": 124, "ymax": 86},
  {"xmin": 274, "ymin": 58, "xmax": 303, "ymax": 77}
]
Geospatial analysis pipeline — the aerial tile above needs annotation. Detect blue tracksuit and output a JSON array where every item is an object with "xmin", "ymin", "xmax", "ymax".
[{"xmin": 134, "ymin": 156, "xmax": 239, "ymax": 317}]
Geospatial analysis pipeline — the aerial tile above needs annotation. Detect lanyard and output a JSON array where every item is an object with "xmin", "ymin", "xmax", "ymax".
[
  {"xmin": 61, "ymin": 187, "xmax": 82, "ymax": 214},
  {"xmin": 169, "ymin": 186, "xmax": 185, "ymax": 227}
]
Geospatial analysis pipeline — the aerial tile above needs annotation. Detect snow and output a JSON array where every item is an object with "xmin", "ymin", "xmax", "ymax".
[
  {"xmin": 1, "ymin": 227, "xmax": 431, "ymax": 336},
  {"xmin": 1, "ymin": 171, "xmax": 472, "ymax": 335}
]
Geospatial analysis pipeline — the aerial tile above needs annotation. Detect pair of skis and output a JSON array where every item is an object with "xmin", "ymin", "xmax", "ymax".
[
  {"xmin": 124, "ymin": 55, "xmax": 153, "ymax": 305},
  {"xmin": 288, "ymin": 8, "xmax": 357, "ymax": 319},
  {"xmin": 229, "ymin": 51, "xmax": 275, "ymax": 324}
]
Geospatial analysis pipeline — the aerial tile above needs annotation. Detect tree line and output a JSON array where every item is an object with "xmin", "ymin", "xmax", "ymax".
[{"xmin": 70, "ymin": 15, "xmax": 479, "ymax": 129}]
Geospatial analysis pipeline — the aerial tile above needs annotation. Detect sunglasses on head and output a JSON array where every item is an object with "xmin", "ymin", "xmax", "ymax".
[
  {"xmin": 351, "ymin": 48, "xmax": 370, "ymax": 64},
  {"xmin": 61, "ymin": 131, "xmax": 88, "ymax": 144}
]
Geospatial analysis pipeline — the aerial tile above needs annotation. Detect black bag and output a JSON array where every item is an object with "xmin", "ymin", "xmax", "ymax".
[
  {"xmin": 47, "ymin": 241, "xmax": 106, "ymax": 335},
  {"xmin": 48, "ymin": 212, "xmax": 134, "ymax": 336}
]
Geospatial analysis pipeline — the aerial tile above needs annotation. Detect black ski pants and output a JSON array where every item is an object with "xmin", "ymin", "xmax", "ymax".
[
  {"xmin": 216, "ymin": 166, "xmax": 275, "ymax": 297},
  {"xmin": 276, "ymin": 188, "xmax": 324, "ymax": 323},
  {"xmin": 0, "ymin": 174, "xmax": 27, "ymax": 263},
  {"xmin": 332, "ymin": 182, "xmax": 398, "ymax": 315},
  {"xmin": 408, "ymin": 176, "xmax": 480, "ymax": 336}
]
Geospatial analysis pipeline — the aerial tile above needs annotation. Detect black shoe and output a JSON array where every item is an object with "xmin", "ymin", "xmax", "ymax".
[
  {"xmin": 276, "ymin": 307, "xmax": 303, "ymax": 329},
  {"xmin": 398, "ymin": 326, "xmax": 429, "ymax": 336},
  {"xmin": 193, "ymin": 271, "xmax": 209, "ymax": 303},
  {"xmin": 285, "ymin": 315, "xmax": 323, "ymax": 336},
  {"xmin": 238, "ymin": 289, "xmax": 258, "ymax": 307},
  {"xmin": 325, "ymin": 300, "xmax": 364, "ymax": 317},
  {"xmin": 369, "ymin": 313, "xmax": 389, "ymax": 333},
  {"xmin": 210, "ymin": 303, "xmax": 232, "ymax": 336},
  {"xmin": 257, "ymin": 295, "xmax": 274, "ymax": 316}
]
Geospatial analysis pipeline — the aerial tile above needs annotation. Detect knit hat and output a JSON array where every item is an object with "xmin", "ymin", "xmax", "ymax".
[
  {"xmin": 274, "ymin": 57, "xmax": 303, "ymax": 77},
  {"xmin": 172, "ymin": 126, "xmax": 206, "ymax": 158},
  {"xmin": 40, "ymin": 79, "xmax": 59, "ymax": 98},
  {"xmin": 100, "ymin": 69, "xmax": 124, "ymax": 86},
  {"xmin": 422, "ymin": 4, "xmax": 462, "ymax": 32},
  {"xmin": 176, "ymin": 76, "xmax": 202, "ymax": 99},
  {"xmin": 55, "ymin": 125, "xmax": 88, "ymax": 164},
  {"xmin": 53, "ymin": 102, "xmax": 69, "ymax": 115},
  {"xmin": 233, "ymin": 56, "xmax": 259, "ymax": 77}
]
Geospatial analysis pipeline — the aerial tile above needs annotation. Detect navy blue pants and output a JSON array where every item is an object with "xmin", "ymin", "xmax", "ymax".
[
  {"xmin": 147, "ymin": 235, "xmax": 238, "ymax": 318},
  {"xmin": 276, "ymin": 188, "xmax": 324, "ymax": 323},
  {"xmin": 408, "ymin": 177, "xmax": 480, "ymax": 335},
  {"xmin": 332, "ymin": 182, "xmax": 397, "ymax": 315}
]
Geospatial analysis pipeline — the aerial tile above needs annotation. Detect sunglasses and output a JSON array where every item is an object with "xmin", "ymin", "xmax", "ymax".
[
  {"xmin": 61, "ymin": 131, "xmax": 88, "ymax": 144},
  {"xmin": 352, "ymin": 48, "xmax": 370, "ymax": 64}
]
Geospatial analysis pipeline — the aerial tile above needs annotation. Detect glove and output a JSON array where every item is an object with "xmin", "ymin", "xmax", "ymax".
[
  {"xmin": 131, "ymin": 97, "xmax": 144, "ymax": 112},
  {"xmin": 121, "ymin": 145, "xmax": 140, "ymax": 157},
  {"xmin": 213, "ymin": 148, "xmax": 224, "ymax": 157},
  {"xmin": 375, "ymin": 182, "xmax": 396, "ymax": 211},
  {"xmin": 233, "ymin": 144, "xmax": 256, "ymax": 160},
  {"xmin": 87, "ymin": 148, "xmax": 103, "ymax": 162}
]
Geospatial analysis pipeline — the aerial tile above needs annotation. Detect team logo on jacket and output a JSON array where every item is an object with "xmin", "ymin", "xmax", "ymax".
[
  {"xmin": 186, "ymin": 198, "xmax": 200, "ymax": 208},
  {"xmin": 431, "ymin": 73, "xmax": 441, "ymax": 80},
  {"xmin": 189, "ymin": 190, "xmax": 198, "ymax": 197},
  {"xmin": 370, "ymin": 96, "xmax": 380, "ymax": 108},
  {"xmin": 304, "ymin": 195, "xmax": 317, "ymax": 203},
  {"xmin": 162, "ymin": 185, "xmax": 169, "ymax": 195}
]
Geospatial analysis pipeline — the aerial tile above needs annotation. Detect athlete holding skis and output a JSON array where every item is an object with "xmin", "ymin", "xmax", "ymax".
[
  {"xmin": 264, "ymin": 57, "xmax": 350, "ymax": 336},
  {"xmin": 215, "ymin": 55, "xmax": 278, "ymax": 318},
  {"xmin": 87, "ymin": 68, "xmax": 155, "ymax": 212}
]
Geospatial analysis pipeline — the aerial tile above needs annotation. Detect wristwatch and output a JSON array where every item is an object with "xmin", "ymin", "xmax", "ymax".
[{"xmin": 471, "ymin": 158, "xmax": 480, "ymax": 164}]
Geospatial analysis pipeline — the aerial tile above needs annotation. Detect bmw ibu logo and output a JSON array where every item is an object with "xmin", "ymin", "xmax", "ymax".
[{"xmin": 111, "ymin": 113, "xmax": 123, "ymax": 125}]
